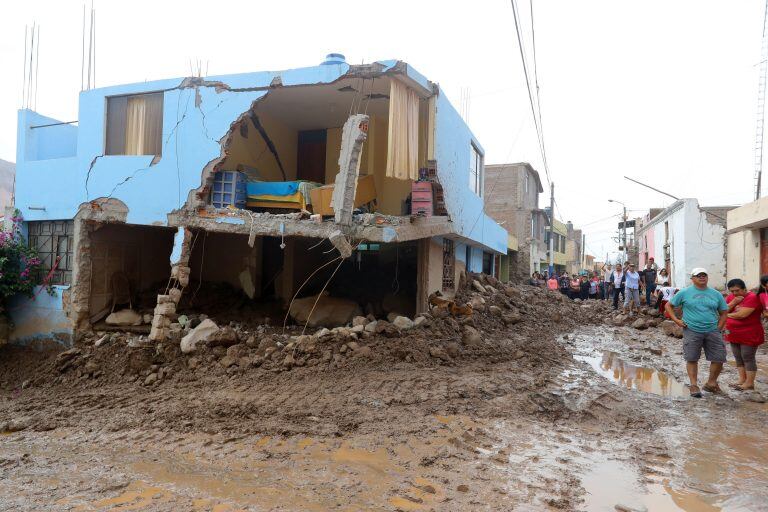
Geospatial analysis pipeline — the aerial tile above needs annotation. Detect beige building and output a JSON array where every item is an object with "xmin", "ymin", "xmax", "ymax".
[{"xmin": 727, "ymin": 196, "xmax": 768, "ymax": 289}]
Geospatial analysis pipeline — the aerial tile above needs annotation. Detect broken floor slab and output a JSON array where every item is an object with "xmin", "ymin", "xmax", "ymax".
[{"xmin": 167, "ymin": 209, "xmax": 453, "ymax": 244}]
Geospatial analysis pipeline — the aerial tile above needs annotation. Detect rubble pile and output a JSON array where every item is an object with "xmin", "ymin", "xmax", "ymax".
[
  {"xmin": 604, "ymin": 306, "xmax": 684, "ymax": 338},
  {"xmin": 3, "ymin": 273, "xmax": 604, "ymax": 391}
]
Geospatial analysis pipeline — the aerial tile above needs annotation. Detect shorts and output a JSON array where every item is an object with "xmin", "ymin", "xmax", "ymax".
[
  {"xmin": 682, "ymin": 328, "xmax": 726, "ymax": 363},
  {"xmin": 623, "ymin": 287, "xmax": 641, "ymax": 306}
]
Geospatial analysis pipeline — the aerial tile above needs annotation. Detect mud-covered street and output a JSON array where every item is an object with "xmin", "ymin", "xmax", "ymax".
[{"xmin": 1, "ymin": 281, "xmax": 767, "ymax": 512}]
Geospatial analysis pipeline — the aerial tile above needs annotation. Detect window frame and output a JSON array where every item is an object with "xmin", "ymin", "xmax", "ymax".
[
  {"xmin": 105, "ymin": 91, "xmax": 164, "ymax": 156},
  {"xmin": 469, "ymin": 143, "xmax": 483, "ymax": 197}
]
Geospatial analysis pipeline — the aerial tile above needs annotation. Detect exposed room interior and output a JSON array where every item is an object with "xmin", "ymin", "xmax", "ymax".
[{"xmin": 214, "ymin": 74, "xmax": 434, "ymax": 218}]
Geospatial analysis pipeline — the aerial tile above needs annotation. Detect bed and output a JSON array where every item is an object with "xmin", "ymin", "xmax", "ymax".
[{"xmin": 246, "ymin": 181, "xmax": 321, "ymax": 211}]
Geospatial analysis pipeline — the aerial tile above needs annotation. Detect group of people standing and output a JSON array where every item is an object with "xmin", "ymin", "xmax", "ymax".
[{"xmin": 530, "ymin": 261, "xmax": 765, "ymax": 397}]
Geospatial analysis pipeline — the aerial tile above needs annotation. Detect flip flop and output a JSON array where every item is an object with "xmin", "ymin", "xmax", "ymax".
[
  {"xmin": 702, "ymin": 384, "xmax": 722, "ymax": 394},
  {"xmin": 728, "ymin": 383, "xmax": 744, "ymax": 390},
  {"xmin": 689, "ymin": 385, "xmax": 703, "ymax": 398},
  {"xmin": 735, "ymin": 385, "xmax": 755, "ymax": 391}
]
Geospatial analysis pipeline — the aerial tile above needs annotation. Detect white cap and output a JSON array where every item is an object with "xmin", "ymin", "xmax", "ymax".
[{"xmin": 691, "ymin": 267, "xmax": 708, "ymax": 276}]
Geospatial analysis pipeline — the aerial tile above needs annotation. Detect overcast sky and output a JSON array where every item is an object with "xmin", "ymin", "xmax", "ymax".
[{"xmin": 0, "ymin": 0, "xmax": 763, "ymax": 261}]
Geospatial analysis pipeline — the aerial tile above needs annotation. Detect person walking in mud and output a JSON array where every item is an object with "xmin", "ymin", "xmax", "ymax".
[
  {"xmin": 602, "ymin": 263, "xmax": 613, "ymax": 300},
  {"xmin": 724, "ymin": 278, "xmax": 764, "ymax": 391},
  {"xmin": 609, "ymin": 263, "xmax": 625, "ymax": 310},
  {"xmin": 665, "ymin": 268, "xmax": 728, "ymax": 398},
  {"xmin": 623, "ymin": 263, "xmax": 641, "ymax": 315},
  {"xmin": 641, "ymin": 258, "xmax": 659, "ymax": 307}
]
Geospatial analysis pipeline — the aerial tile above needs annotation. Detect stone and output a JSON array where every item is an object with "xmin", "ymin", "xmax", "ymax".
[
  {"xmin": 226, "ymin": 344, "xmax": 247, "ymax": 359},
  {"xmin": 661, "ymin": 320, "xmax": 684, "ymax": 338},
  {"xmin": 257, "ymin": 337, "xmax": 277, "ymax": 354},
  {"xmin": 177, "ymin": 314, "xmax": 190, "ymax": 327},
  {"xmin": 612, "ymin": 315, "xmax": 628, "ymax": 326},
  {"xmin": 457, "ymin": 484, "xmax": 470, "ymax": 493},
  {"xmin": 352, "ymin": 316, "xmax": 368, "ymax": 327},
  {"xmin": 502, "ymin": 312, "xmax": 522, "ymax": 326},
  {"xmin": 488, "ymin": 305, "xmax": 503, "ymax": 317},
  {"xmin": 354, "ymin": 346, "xmax": 372, "ymax": 358},
  {"xmin": 245, "ymin": 336, "xmax": 257, "ymax": 348},
  {"xmin": 346, "ymin": 341, "xmax": 360, "ymax": 352},
  {"xmin": 220, "ymin": 356, "xmax": 237, "ymax": 368},
  {"xmin": 142, "ymin": 313, "xmax": 153, "ymax": 324},
  {"xmin": 289, "ymin": 292, "xmax": 363, "ymax": 328},
  {"xmin": 180, "ymin": 319, "xmax": 219, "ymax": 353},
  {"xmin": 413, "ymin": 316, "xmax": 428, "ymax": 327},
  {"xmin": 351, "ymin": 324, "xmax": 365, "ymax": 333},
  {"xmin": 631, "ymin": 318, "xmax": 648, "ymax": 330},
  {"xmin": 463, "ymin": 326, "xmax": 482, "ymax": 347},
  {"xmin": 648, "ymin": 347, "xmax": 662, "ymax": 355},
  {"xmin": 105, "ymin": 309, "xmax": 143, "ymax": 326},
  {"xmin": 187, "ymin": 357, "xmax": 199, "ymax": 369},
  {"xmin": 469, "ymin": 296, "xmax": 486, "ymax": 312},
  {"xmin": 207, "ymin": 327, "xmax": 239, "ymax": 347},
  {"xmin": 392, "ymin": 316, "xmax": 414, "ymax": 330},
  {"xmin": 446, "ymin": 342, "xmax": 461, "ymax": 358},
  {"xmin": 144, "ymin": 373, "xmax": 158, "ymax": 386},
  {"xmin": 364, "ymin": 321, "xmax": 378, "ymax": 333},
  {"xmin": 429, "ymin": 346, "xmax": 451, "ymax": 361},
  {"xmin": 94, "ymin": 334, "xmax": 110, "ymax": 347},
  {"xmin": 5, "ymin": 417, "xmax": 31, "ymax": 432},
  {"xmin": 387, "ymin": 312, "xmax": 404, "ymax": 323},
  {"xmin": 315, "ymin": 328, "xmax": 331, "ymax": 339},
  {"xmin": 154, "ymin": 302, "xmax": 176, "ymax": 316},
  {"xmin": 472, "ymin": 280, "xmax": 487, "ymax": 294},
  {"xmin": 282, "ymin": 354, "xmax": 295, "ymax": 369}
]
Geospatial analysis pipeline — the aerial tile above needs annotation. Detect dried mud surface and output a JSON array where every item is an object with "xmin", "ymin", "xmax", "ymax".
[{"xmin": 0, "ymin": 280, "xmax": 683, "ymax": 511}]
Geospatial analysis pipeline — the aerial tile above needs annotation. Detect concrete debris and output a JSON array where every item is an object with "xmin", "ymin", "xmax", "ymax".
[
  {"xmin": 289, "ymin": 292, "xmax": 363, "ymax": 328},
  {"xmin": 105, "ymin": 309, "xmax": 143, "ymax": 326},
  {"xmin": 331, "ymin": 114, "xmax": 369, "ymax": 227},
  {"xmin": 472, "ymin": 280, "xmax": 487, "ymax": 294},
  {"xmin": 661, "ymin": 320, "xmax": 684, "ymax": 338},
  {"xmin": 392, "ymin": 316, "xmax": 414, "ymax": 330},
  {"xmin": 180, "ymin": 319, "xmax": 219, "ymax": 354}
]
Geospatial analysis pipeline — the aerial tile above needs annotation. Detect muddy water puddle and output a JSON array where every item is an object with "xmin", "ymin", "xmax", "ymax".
[{"xmin": 575, "ymin": 351, "xmax": 689, "ymax": 398}]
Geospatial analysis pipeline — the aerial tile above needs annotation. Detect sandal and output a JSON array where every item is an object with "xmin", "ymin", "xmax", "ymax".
[
  {"xmin": 729, "ymin": 383, "xmax": 745, "ymax": 390},
  {"xmin": 689, "ymin": 385, "xmax": 703, "ymax": 398},
  {"xmin": 735, "ymin": 384, "xmax": 755, "ymax": 391},
  {"xmin": 702, "ymin": 384, "xmax": 722, "ymax": 394}
]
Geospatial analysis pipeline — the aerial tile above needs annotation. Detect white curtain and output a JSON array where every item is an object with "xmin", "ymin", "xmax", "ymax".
[
  {"xmin": 386, "ymin": 80, "xmax": 419, "ymax": 180},
  {"xmin": 125, "ymin": 93, "xmax": 163, "ymax": 155}
]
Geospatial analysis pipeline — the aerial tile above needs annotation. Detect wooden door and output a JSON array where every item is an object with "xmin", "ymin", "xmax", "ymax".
[{"xmin": 297, "ymin": 130, "xmax": 327, "ymax": 183}]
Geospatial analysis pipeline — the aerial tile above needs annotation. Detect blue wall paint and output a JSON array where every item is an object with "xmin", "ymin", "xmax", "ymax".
[
  {"xmin": 434, "ymin": 89, "xmax": 507, "ymax": 254},
  {"xmin": 7, "ymin": 286, "xmax": 72, "ymax": 346},
  {"xmin": 18, "ymin": 111, "xmax": 78, "ymax": 161}
]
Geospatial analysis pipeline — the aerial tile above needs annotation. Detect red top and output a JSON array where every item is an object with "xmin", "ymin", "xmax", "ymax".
[{"xmin": 725, "ymin": 292, "xmax": 765, "ymax": 346}]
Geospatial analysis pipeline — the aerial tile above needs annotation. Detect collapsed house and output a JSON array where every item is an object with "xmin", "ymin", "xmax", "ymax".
[{"xmin": 10, "ymin": 54, "xmax": 507, "ymax": 345}]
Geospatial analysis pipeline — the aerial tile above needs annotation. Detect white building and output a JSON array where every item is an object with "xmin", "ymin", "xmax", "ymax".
[
  {"xmin": 636, "ymin": 199, "xmax": 735, "ymax": 289},
  {"xmin": 726, "ymin": 195, "xmax": 768, "ymax": 289}
]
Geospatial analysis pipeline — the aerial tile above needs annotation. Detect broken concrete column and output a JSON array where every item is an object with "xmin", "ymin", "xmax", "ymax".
[
  {"xmin": 149, "ymin": 227, "xmax": 193, "ymax": 342},
  {"xmin": 331, "ymin": 114, "xmax": 369, "ymax": 228}
]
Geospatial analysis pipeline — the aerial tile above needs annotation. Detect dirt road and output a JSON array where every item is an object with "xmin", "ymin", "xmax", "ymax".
[{"xmin": 1, "ymin": 283, "xmax": 767, "ymax": 511}]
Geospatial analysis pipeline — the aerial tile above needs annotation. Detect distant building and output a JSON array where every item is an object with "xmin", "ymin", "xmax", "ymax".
[
  {"xmin": 726, "ymin": 196, "xmax": 768, "ymax": 289},
  {"xmin": 0, "ymin": 159, "xmax": 14, "ymax": 213},
  {"xmin": 637, "ymin": 199, "xmax": 735, "ymax": 289},
  {"xmin": 484, "ymin": 163, "xmax": 548, "ymax": 279},
  {"xmin": 565, "ymin": 221, "xmax": 583, "ymax": 274}
]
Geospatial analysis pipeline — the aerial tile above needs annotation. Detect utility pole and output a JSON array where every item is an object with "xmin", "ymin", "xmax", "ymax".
[
  {"xmin": 622, "ymin": 205, "xmax": 628, "ymax": 264},
  {"xmin": 548, "ymin": 182, "xmax": 555, "ymax": 277},
  {"xmin": 581, "ymin": 233, "xmax": 586, "ymax": 270}
]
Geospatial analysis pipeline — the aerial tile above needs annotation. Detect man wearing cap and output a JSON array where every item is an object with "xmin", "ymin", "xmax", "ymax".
[{"xmin": 665, "ymin": 268, "xmax": 728, "ymax": 398}]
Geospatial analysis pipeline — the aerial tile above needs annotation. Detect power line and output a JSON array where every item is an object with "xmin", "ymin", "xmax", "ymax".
[{"xmin": 510, "ymin": 0, "xmax": 552, "ymax": 187}]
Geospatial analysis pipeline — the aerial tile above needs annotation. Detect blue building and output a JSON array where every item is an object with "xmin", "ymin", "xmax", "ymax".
[{"xmin": 12, "ymin": 54, "xmax": 507, "ymax": 345}]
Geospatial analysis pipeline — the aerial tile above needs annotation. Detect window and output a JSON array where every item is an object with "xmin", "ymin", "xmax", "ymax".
[
  {"xmin": 469, "ymin": 143, "xmax": 483, "ymax": 196},
  {"xmin": 106, "ymin": 92, "xmax": 163, "ymax": 156},
  {"xmin": 27, "ymin": 221, "xmax": 74, "ymax": 285},
  {"xmin": 442, "ymin": 239, "xmax": 455, "ymax": 291}
]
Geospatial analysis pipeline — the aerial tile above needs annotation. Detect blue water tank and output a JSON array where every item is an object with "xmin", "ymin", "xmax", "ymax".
[{"xmin": 321, "ymin": 53, "xmax": 346, "ymax": 66}]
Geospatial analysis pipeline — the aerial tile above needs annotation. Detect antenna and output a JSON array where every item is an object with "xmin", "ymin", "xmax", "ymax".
[{"xmin": 755, "ymin": 0, "xmax": 768, "ymax": 200}]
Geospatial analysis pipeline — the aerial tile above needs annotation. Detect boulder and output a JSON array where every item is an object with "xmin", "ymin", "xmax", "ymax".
[
  {"xmin": 180, "ymin": 319, "xmax": 219, "ymax": 354},
  {"xmin": 612, "ymin": 315, "xmax": 628, "ymax": 326},
  {"xmin": 429, "ymin": 346, "xmax": 451, "ymax": 361},
  {"xmin": 105, "ymin": 309, "xmax": 143, "ymax": 326},
  {"xmin": 462, "ymin": 325, "xmax": 482, "ymax": 347},
  {"xmin": 488, "ymin": 305, "xmax": 503, "ymax": 317},
  {"xmin": 472, "ymin": 280, "xmax": 487, "ymax": 294},
  {"xmin": 226, "ymin": 344, "xmax": 247, "ymax": 360},
  {"xmin": 206, "ymin": 326, "xmax": 239, "ymax": 348},
  {"xmin": 289, "ymin": 292, "xmax": 362, "ymax": 327},
  {"xmin": 392, "ymin": 316, "xmax": 414, "ymax": 330},
  {"xmin": 352, "ymin": 316, "xmax": 368, "ymax": 327},
  {"xmin": 364, "ymin": 321, "xmax": 378, "ymax": 333},
  {"xmin": 413, "ymin": 316, "xmax": 428, "ymax": 327},
  {"xmin": 502, "ymin": 312, "xmax": 522, "ymax": 325},
  {"xmin": 631, "ymin": 318, "xmax": 648, "ymax": 330},
  {"xmin": 661, "ymin": 320, "xmax": 684, "ymax": 338},
  {"xmin": 446, "ymin": 342, "xmax": 461, "ymax": 358}
]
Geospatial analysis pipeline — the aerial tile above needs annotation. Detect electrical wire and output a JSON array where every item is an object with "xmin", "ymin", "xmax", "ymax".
[{"xmin": 510, "ymin": 0, "xmax": 552, "ymax": 187}]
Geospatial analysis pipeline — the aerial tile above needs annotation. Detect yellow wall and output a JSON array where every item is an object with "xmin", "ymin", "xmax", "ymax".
[{"xmin": 221, "ymin": 112, "xmax": 298, "ymax": 181}]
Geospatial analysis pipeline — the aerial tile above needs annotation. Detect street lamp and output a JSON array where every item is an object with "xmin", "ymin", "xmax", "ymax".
[{"xmin": 608, "ymin": 199, "xmax": 628, "ymax": 263}]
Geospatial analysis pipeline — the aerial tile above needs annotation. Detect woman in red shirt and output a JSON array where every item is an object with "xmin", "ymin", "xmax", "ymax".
[{"xmin": 725, "ymin": 278, "xmax": 764, "ymax": 391}]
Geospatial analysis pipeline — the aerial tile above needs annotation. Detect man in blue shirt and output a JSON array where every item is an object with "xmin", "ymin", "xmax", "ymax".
[{"xmin": 665, "ymin": 267, "xmax": 728, "ymax": 398}]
